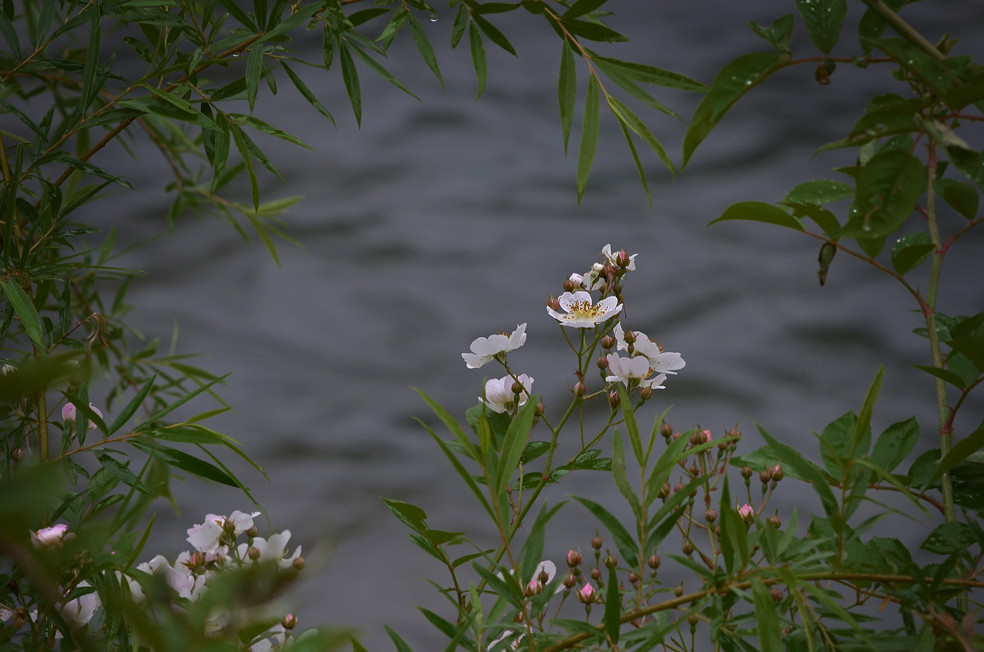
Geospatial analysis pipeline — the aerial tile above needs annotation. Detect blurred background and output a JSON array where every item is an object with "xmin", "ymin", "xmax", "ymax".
[{"xmin": 82, "ymin": 2, "xmax": 984, "ymax": 648}]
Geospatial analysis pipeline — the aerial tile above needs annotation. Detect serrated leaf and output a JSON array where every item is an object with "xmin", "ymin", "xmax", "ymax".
[
  {"xmin": 867, "ymin": 38, "xmax": 961, "ymax": 108},
  {"xmin": 576, "ymin": 75, "xmax": 600, "ymax": 203},
  {"xmin": 750, "ymin": 14, "xmax": 795, "ymax": 54},
  {"xmin": 871, "ymin": 417, "xmax": 920, "ymax": 473},
  {"xmin": 709, "ymin": 201, "xmax": 804, "ymax": 231},
  {"xmin": 796, "ymin": 0, "xmax": 846, "ymax": 54},
  {"xmin": 558, "ymin": 40, "xmax": 576, "ymax": 153},
  {"xmin": 891, "ymin": 232, "xmax": 934, "ymax": 275},
  {"xmin": 921, "ymin": 521, "xmax": 976, "ymax": 555},
  {"xmin": 684, "ymin": 52, "xmax": 786, "ymax": 167}
]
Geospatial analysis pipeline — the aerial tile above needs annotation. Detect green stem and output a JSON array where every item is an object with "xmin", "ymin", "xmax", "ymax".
[
  {"xmin": 857, "ymin": 0, "xmax": 944, "ymax": 61},
  {"xmin": 924, "ymin": 141, "xmax": 955, "ymax": 524}
]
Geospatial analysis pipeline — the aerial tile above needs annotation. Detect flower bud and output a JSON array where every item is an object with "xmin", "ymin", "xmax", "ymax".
[
  {"xmin": 563, "ymin": 278, "xmax": 577, "ymax": 292},
  {"xmin": 615, "ymin": 250, "xmax": 631, "ymax": 268},
  {"xmin": 660, "ymin": 423, "xmax": 673, "ymax": 439},
  {"xmin": 535, "ymin": 402, "xmax": 545, "ymax": 417},
  {"xmin": 623, "ymin": 329, "xmax": 636, "ymax": 345},
  {"xmin": 673, "ymin": 584, "xmax": 684, "ymax": 597},
  {"xmin": 705, "ymin": 509, "xmax": 718, "ymax": 523},
  {"xmin": 759, "ymin": 470, "xmax": 771, "ymax": 484},
  {"xmin": 688, "ymin": 463, "xmax": 699, "ymax": 477},
  {"xmin": 573, "ymin": 381, "xmax": 586, "ymax": 397},
  {"xmin": 566, "ymin": 549, "xmax": 582, "ymax": 567},
  {"xmin": 511, "ymin": 380, "xmax": 525, "ymax": 395},
  {"xmin": 547, "ymin": 296, "xmax": 561, "ymax": 312},
  {"xmin": 738, "ymin": 504, "xmax": 755, "ymax": 524},
  {"xmin": 223, "ymin": 518, "xmax": 236, "ymax": 534},
  {"xmin": 687, "ymin": 613, "xmax": 700, "ymax": 626},
  {"xmin": 248, "ymin": 546, "xmax": 261, "ymax": 561},
  {"xmin": 768, "ymin": 515, "xmax": 782, "ymax": 529},
  {"xmin": 563, "ymin": 574, "xmax": 577, "ymax": 589},
  {"xmin": 727, "ymin": 426, "xmax": 741, "ymax": 440},
  {"xmin": 640, "ymin": 386, "xmax": 653, "ymax": 401},
  {"xmin": 604, "ymin": 552, "xmax": 617, "ymax": 569},
  {"xmin": 11, "ymin": 447, "xmax": 24, "ymax": 464},
  {"xmin": 245, "ymin": 525, "xmax": 258, "ymax": 538},
  {"xmin": 673, "ymin": 482, "xmax": 684, "ymax": 494},
  {"xmin": 741, "ymin": 465, "xmax": 754, "ymax": 479},
  {"xmin": 608, "ymin": 391, "xmax": 620, "ymax": 410},
  {"xmin": 647, "ymin": 553, "xmax": 661, "ymax": 570},
  {"xmin": 628, "ymin": 572, "xmax": 639, "ymax": 584},
  {"xmin": 658, "ymin": 483, "xmax": 670, "ymax": 499},
  {"xmin": 577, "ymin": 583, "xmax": 596, "ymax": 603},
  {"xmin": 770, "ymin": 586, "xmax": 784, "ymax": 602},
  {"xmin": 770, "ymin": 464, "xmax": 783, "ymax": 482},
  {"xmin": 590, "ymin": 568, "xmax": 601, "ymax": 581},
  {"xmin": 282, "ymin": 613, "xmax": 298, "ymax": 630},
  {"xmin": 591, "ymin": 534, "xmax": 603, "ymax": 550},
  {"xmin": 681, "ymin": 541, "xmax": 694, "ymax": 555},
  {"xmin": 601, "ymin": 335, "xmax": 615, "ymax": 350},
  {"xmin": 526, "ymin": 579, "xmax": 543, "ymax": 596},
  {"xmin": 596, "ymin": 355, "xmax": 609, "ymax": 370}
]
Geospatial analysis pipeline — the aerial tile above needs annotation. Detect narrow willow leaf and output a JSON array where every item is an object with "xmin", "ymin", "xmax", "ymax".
[
  {"xmin": 131, "ymin": 440, "xmax": 238, "ymax": 487},
  {"xmin": 468, "ymin": 22, "xmax": 487, "ymax": 100},
  {"xmin": 472, "ymin": 13, "xmax": 515, "ymax": 56},
  {"xmin": 718, "ymin": 477, "xmax": 749, "ymax": 575},
  {"xmin": 616, "ymin": 120, "xmax": 652, "ymax": 206},
  {"xmin": 576, "ymin": 75, "xmax": 600, "ymax": 203},
  {"xmin": 80, "ymin": 10, "xmax": 101, "ymax": 110},
  {"xmin": 280, "ymin": 61, "xmax": 336, "ymax": 126},
  {"xmin": 611, "ymin": 432, "xmax": 641, "ymax": 521},
  {"xmin": 420, "ymin": 422, "xmax": 494, "ymax": 521},
  {"xmin": 109, "ymin": 376, "xmax": 155, "ymax": 435},
  {"xmin": 408, "ymin": 12, "xmax": 444, "ymax": 88},
  {"xmin": 590, "ymin": 54, "xmax": 707, "ymax": 92},
  {"xmin": 751, "ymin": 578, "xmax": 783, "ymax": 652},
  {"xmin": 0, "ymin": 8, "xmax": 21, "ymax": 57},
  {"xmin": 229, "ymin": 124, "xmax": 260, "ymax": 209},
  {"xmin": 795, "ymin": 0, "xmax": 846, "ymax": 54},
  {"xmin": 218, "ymin": 0, "xmax": 256, "ymax": 28},
  {"xmin": 558, "ymin": 40, "xmax": 576, "ymax": 153},
  {"xmin": 384, "ymin": 626, "xmax": 414, "ymax": 652},
  {"xmin": 347, "ymin": 43, "xmax": 419, "ymax": 101},
  {"xmin": 450, "ymin": 4, "xmax": 467, "ymax": 47},
  {"xmin": 683, "ymin": 52, "xmax": 785, "ymax": 167},
  {"xmin": 853, "ymin": 366, "xmax": 883, "ymax": 458},
  {"xmin": 246, "ymin": 44, "xmax": 264, "ymax": 112},
  {"xmin": 709, "ymin": 201, "xmax": 804, "ymax": 231},
  {"xmin": 264, "ymin": 2, "xmax": 321, "ymax": 40},
  {"xmin": 382, "ymin": 497, "xmax": 429, "ymax": 533},
  {"xmin": 571, "ymin": 494, "xmax": 637, "ymax": 564},
  {"xmin": 607, "ymin": 95, "xmax": 674, "ymax": 177},
  {"xmin": 563, "ymin": 0, "xmax": 608, "ymax": 20},
  {"xmin": 36, "ymin": 0, "xmax": 55, "ymax": 48},
  {"xmin": 561, "ymin": 18, "xmax": 626, "ymax": 43},
  {"xmin": 339, "ymin": 41, "xmax": 362, "ymax": 126},
  {"xmin": 0, "ymin": 279, "xmax": 45, "ymax": 349}
]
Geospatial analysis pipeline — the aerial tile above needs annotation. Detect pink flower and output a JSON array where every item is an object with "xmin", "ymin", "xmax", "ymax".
[
  {"xmin": 737, "ymin": 504, "xmax": 755, "ymax": 523},
  {"xmin": 577, "ymin": 582, "xmax": 596, "ymax": 603},
  {"xmin": 32, "ymin": 523, "xmax": 69, "ymax": 548},
  {"xmin": 61, "ymin": 403, "xmax": 103, "ymax": 430}
]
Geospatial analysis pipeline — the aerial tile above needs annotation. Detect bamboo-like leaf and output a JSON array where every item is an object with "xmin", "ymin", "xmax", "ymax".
[
  {"xmin": 218, "ymin": 0, "xmax": 256, "ymax": 28},
  {"xmin": 450, "ymin": 5, "xmax": 468, "ymax": 47},
  {"xmin": 80, "ymin": 10, "xmax": 101, "ymax": 111},
  {"xmin": 496, "ymin": 398, "xmax": 537, "ymax": 497},
  {"xmin": 339, "ymin": 41, "xmax": 362, "ymax": 126},
  {"xmin": 757, "ymin": 426, "xmax": 838, "ymax": 517},
  {"xmin": 130, "ymin": 439, "xmax": 239, "ymax": 487},
  {"xmin": 229, "ymin": 123, "xmax": 260, "ymax": 209},
  {"xmin": 576, "ymin": 75, "xmax": 600, "ymax": 203},
  {"xmin": 418, "ymin": 419, "xmax": 494, "ymax": 521},
  {"xmin": 279, "ymin": 61, "xmax": 335, "ymax": 126},
  {"xmin": 472, "ymin": 13, "xmax": 515, "ymax": 56},
  {"xmin": 0, "ymin": 279, "xmax": 45, "ymax": 350},
  {"xmin": 108, "ymin": 376, "xmax": 156, "ymax": 435},
  {"xmin": 246, "ymin": 43, "xmax": 265, "ymax": 112},
  {"xmin": 0, "ymin": 8, "xmax": 21, "ymax": 57},
  {"xmin": 611, "ymin": 432, "xmax": 641, "ymax": 521},
  {"xmin": 563, "ymin": 0, "xmax": 608, "ymax": 20},
  {"xmin": 616, "ymin": 120, "xmax": 651, "ymax": 206},
  {"xmin": 853, "ymin": 366, "xmax": 883, "ymax": 458},
  {"xmin": 36, "ymin": 0, "xmax": 56, "ymax": 48},
  {"xmin": 384, "ymin": 626, "xmax": 414, "ymax": 652},
  {"xmin": 468, "ymin": 22, "xmax": 487, "ymax": 100},
  {"xmin": 346, "ymin": 44, "xmax": 420, "ymax": 101},
  {"xmin": 751, "ymin": 578, "xmax": 783, "ymax": 652},
  {"xmin": 408, "ymin": 12, "xmax": 444, "ymax": 88},
  {"xmin": 603, "ymin": 565, "xmax": 620, "ymax": 644},
  {"xmin": 571, "ymin": 494, "xmax": 637, "ymax": 564},
  {"xmin": 590, "ymin": 54, "xmax": 708, "ymax": 92},
  {"xmin": 607, "ymin": 95, "xmax": 674, "ymax": 177},
  {"xmin": 718, "ymin": 477, "xmax": 749, "ymax": 575}
]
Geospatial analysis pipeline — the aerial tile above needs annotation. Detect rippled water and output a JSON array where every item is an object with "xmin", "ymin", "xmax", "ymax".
[{"xmin": 83, "ymin": 2, "xmax": 984, "ymax": 648}]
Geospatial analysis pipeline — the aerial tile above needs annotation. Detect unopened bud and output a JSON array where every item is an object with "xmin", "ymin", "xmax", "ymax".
[
  {"xmin": 628, "ymin": 572, "xmax": 639, "ymax": 584},
  {"xmin": 547, "ymin": 296, "xmax": 561, "ymax": 312},
  {"xmin": 770, "ymin": 586, "xmax": 784, "ymax": 602},
  {"xmin": 768, "ymin": 515, "xmax": 782, "ymax": 529},
  {"xmin": 604, "ymin": 552, "xmax": 617, "ymax": 569},
  {"xmin": 576, "ymin": 583, "xmax": 596, "ymax": 603},
  {"xmin": 591, "ymin": 534, "xmax": 603, "ymax": 550},
  {"xmin": 574, "ymin": 381, "xmax": 587, "ymax": 397},
  {"xmin": 615, "ymin": 250, "xmax": 631, "ymax": 268},
  {"xmin": 511, "ymin": 380, "xmax": 525, "ymax": 395},
  {"xmin": 647, "ymin": 553, "xmax": 661, "ymax": 570},
  {"xmin": 681, "ymin": 541, "xmax": 694, "ymax": 555},
  {"xmin": 245, "ymin": 525, "xmax": 258, "ymax": 538},
  {"xmin": 727, "ymin": 426, "xmax": 741, "ymax": 440},
  {"xmin": 535, "ymin": 402, "xmax": 544, "ymax": 416},
  {"xmin": 596, "ymin": 355, "xmax": 609, "ymax": 370},
  {"xmin": 282, "ymin": 613, "xmax": 298, "ymax": 630},
  {"xmin": 563, "ymin": 278, "xmax": 577, "ymax": 292},
  {"xmin": 566, "ymin": 549, "xmax": 582, "ymax": 567},
  {"xmin": 741, "ymin": 465, "xmax": 753, "ymax": 479},
  {"xmin": 248, "ymin": 546, "xmax": 260, "ymax": 561},
  {"xmin": 673, "ymin": 482, "xmax": 684, "ymax": 494},
  {"xmin": 292, "ymin": 556, "xmax": 305, "ymax": 570},
  {"xmin": 623, "ymin": 329, "xmax": 636, "ymax": 344},
  {"xmin": 601, "ymin": 335, "xmax": 615, "ymax": 350},
  {"xmin": 590, "ymin": 568, "xmax": 601, "ymax": 580},
  {"xmin": 688, "ymin": 464, "xmax": 699, "ymax": 476},
  {"xmin": 759, "ymin": 470, "xmax": 771, "ymax": 484},
  {"xmin": 11, "ymin": 447, "xmax": 24, "ymax": 464},
  {"xmin": 608, "ymin": 391, "xmax": 620, "ymax": 409},
  {"xmin": 660, "ymin": 423, "xmax": 673, "ymax": 439},
  {"xmin": 222, "ymin": 518, "xmax": 236, "ymax": 534},
  {"xmin": 770, "ymin": 464, "xmax": 783, "ymax": 481},
  {"xmin": 658, "ymin": 483, "xmax": 670, "ymax": 499},
  {"xmin": 563, "ymin": 574, "xmax": 577, "ymax": 589},
  {"xmin": 640, "ymin": 386, "xmax": 653, "ymax": 401},
  {"xmin": 687, "ymin": 613, "xmax": 700, "ymax": 626},
  {"xmin": 705, "ymin": 509, "xmax": 718, "ymax": 523},
  {"xmin": 674, "ymin": 584, "xmax": 684, "ymax": 597}
]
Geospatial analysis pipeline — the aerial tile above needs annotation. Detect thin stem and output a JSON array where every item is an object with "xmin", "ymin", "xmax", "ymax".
[{"xmin": 857, "ymin": 0, "xmax": 945, "ymax": 61}]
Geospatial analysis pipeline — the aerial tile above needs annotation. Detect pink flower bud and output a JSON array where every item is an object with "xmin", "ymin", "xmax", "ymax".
[
  {"xmin": 738, "ymin": 503, "xmax": 755, "ymax": 523},
  {"xmin": 566, "ymin": 549, "xmax": 582, "ymax": 567},
  {"xmin": 282, "ymin": 613, "xmax": 298, "ymax": 630},
  {"xmin": 32, "ymin": 523, "xmax": 68, "ymax": 548},
  {"xmin": 61, "ymin": 403, "xmax": 103, "ymax": 430},
  {"xmin": 577, "ymin": 583, "xmax": 595, "ymax": 603}
]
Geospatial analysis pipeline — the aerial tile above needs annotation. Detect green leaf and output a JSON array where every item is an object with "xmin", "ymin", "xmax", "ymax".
[
  {"xmin": 867, "ymin": 38, "xmax": 961, "ymax": 108},
  {"xmin": 408, "ymin": 12, "xmax": 444, "ymax": 88},
  {"xmin": 947, "ymin": 147, "xmax": 984, "ymax": 195},
  {"xmin": 935, "ymin": 178, "xmax": 978, "ymax": 220},
  {"xmin": 611, "ymin": 432, "xmax": 641, "ymax": 521},
  {"xmin": 0, "ymin": 279, "xmax": 45, "ymax": 349},
  {"xmin": 218, "ymin": 0, "xmax": 256, "ymax": 28},
  {"xmin": 130, "ymin": 439, "xmax": 239, "ymax": 487},
  {"xmin": 603, "ymin": 565, "xmax": 620, "ymax": 644},
  {"xmin": 590, "ymin": 54, "xmax": 708, "ymax": 93},
  {"xmin": 495, "ymin": 398, "xmax": 537, "ymax": 497},
  {"xmin": 563, "ymin": 0, "xmax": 608, "ymax": 20},
  {"xmin": 913, "ymin": 364, "xmax": 967, "ymax": 390},
  {"xmin": 558, "ymin": 40, "xmax": 576, "ymax": 153},
  {"xmin": 796, "ymin": 0, "xmax": 846, "ymax": 54},
  {"xmin": 0, "ymin": 7, "xmax": 21, "ymax": 57},
  {"xmin": 571, "ymin": 494, "xmax": 637, "ymax": 565},
  {"xmin": 718, "ymin": 476, "xmax": 749, "ymax": 575},
  {"xmin": 384, "ymin": 625, "xmax": 414, "ymax": 652},
  {"xmin": 921, "ymin": 521, "xmax": 976, "ymax": 555},
  {"xmin": 80, "ymin": 9, "xmax": 101, "ymax": 111},
  {"xmin": 471, "ymin": 13, "xmax": 515, "ymax": 56},
  {"xmin": 749, "ymin": 14, "xmax": 795, "ymax": 54},
  {"xmin": 229, "ymin": 123, "xmax": 260, "ymax": 209},
  {"xmin": 871, "ymin": 417, "xmax": 920, "ymax": 474},
  {"xmin": 759, "ymin": 426, "xmax": 838, "ymax": 516},
  {"xmin": 891, "ymin": 232, "xmax": 934, "ymax": 275},
  {"xmin": 468, "ymin": 21, "xmax": 487, "ymax": 100},
  {"xmin": 854, "ymin": 366, "xmax": 883, "ymax": 459},
  {"xmin": 339, "ymin": 41, "xmax": 362, "ymax": 127},
  {"xmin": 382, "ymin": 497, "xmax": 429, "ymax": 533},
  {"xmin": 576, "ymin": 75, "xmax": 600, "ymax": 203},
  {"xmin": 684, "ymin": 52, "xmax": 786, "ymax": 167},
  {"xmin": 280, "ymin": 61, "xmax": 336, "ymax": 126},
  {"xmin": 932, "ymin": 422, "xmax": 984, "ymax": 484},
  {"xmin": 841, "ymin": 150, "xmax": 924, "ymax": 238},
  {"xmin": 709, "ymin": 201, "xmax": 804, "ymax": 231},
  {"xmin": 607, "ymin": 95, "xmax": 674, "ymax": 178},
  {"xmin": 450, "ymin": 5, "xmax": 467, "ymax": 47},
  {"xmin": 108, "ymin": 377, "xmax": 156, "ymax": 435},
  {"xmin": 347, "ymin": 42, "xmax": 420, "ymax": 101},
  {"xmin": 784, "ymin": 179, "xmax": 854, "ymax": 205},
  {"xmin": 561, "ymin": 18, "xmax": 627, "ymax": 43},
  {"xmin": 751, "ymin": 577, "xmax": 783, "ymax": 652},
  {"xmin": 616, "ymin": 120, "xmax": 652, "ymax": 206}
]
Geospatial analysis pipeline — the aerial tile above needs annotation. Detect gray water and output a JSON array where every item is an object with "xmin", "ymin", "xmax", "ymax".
[{"xmin": 83, "ymin": 2, "xmax": 984, "ymax": 648}]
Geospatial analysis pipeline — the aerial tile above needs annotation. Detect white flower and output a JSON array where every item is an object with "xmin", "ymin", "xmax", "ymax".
[
  {"xmin": 60, "ymin": 582, "xmax": 100, "ymax": 628},
  {"xmin": 249, "ymin": 625, "xmax": 287, "ymax": 651},
  {"xmin": 601, "ymin": 244, "xmax": 637, "ymax": 271},
  {"xmin": 186, "ymin": 510, "xmax": 260, "ymax": 555},
  {"xmin": 546, "ymin": 291, "xmax": 621, "ymax": 328},
  {"xmin": 31, "ymin": 523, "xmax": 69, "ymax": 548},
  {"xmin": 481, "ymin": 374, "xmax": 533, "ymax": 414},
  {"xmin": 605, "ymin": 354, "xmax": 667, "ymax": 390},
  {"xmin": 238, "ymin": 531, "xmax": 302, "ymax": 570},
  {"xmin": 462, "ymin": 323, "xmax": 527, "ymax": 369},
  {"xmin": 613, "ymin": 325, "xmax": 685, "ymax": 375}
]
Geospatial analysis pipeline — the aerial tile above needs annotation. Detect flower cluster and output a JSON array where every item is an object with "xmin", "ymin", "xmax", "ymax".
[{"xmin": 13, "ymin": 513, "xmax": 305, "ymax": 648}]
